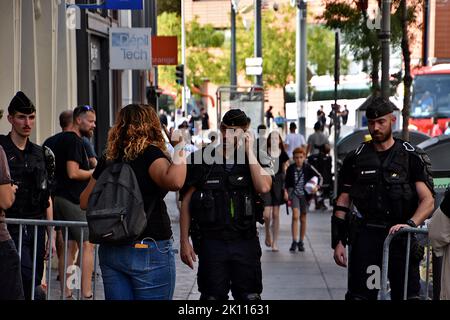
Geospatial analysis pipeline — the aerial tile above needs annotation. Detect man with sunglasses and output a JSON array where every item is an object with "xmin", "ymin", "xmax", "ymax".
[
  {"xmin": 53, "ymin": 105, "xmax": 96, "ymax": 299},
  {"xmin": 0, "ymin": 91, "xmax": 55, "ymax": 300},
  {"xmin": 180, "ymin": 109, "xmax": 273, "ymax": 300},
  {"xmin": 332, "ymin": 96, "xmax": 435, "ymax": 300}
]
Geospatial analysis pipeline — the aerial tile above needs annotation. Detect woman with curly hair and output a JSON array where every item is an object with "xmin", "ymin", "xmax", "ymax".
[{"xmin": 80, "ymin": 104, "xmax": 186, "ymax": 300}]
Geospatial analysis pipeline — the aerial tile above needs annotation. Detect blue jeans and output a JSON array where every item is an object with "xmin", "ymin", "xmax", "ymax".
[{"xmin": 99, "ymin": 239, "xmax": 176, "ymax": 300}]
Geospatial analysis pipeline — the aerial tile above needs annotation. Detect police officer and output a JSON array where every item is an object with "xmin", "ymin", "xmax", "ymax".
[
  {"xmin": 0, "ymin": 91, "xmax": 55, "ymax": 300},
  {"xmin": 180, "ymin": 109, "xmax": 273, "ymax": 300},
  {"xmin": 332, "ymin": 96, "xmax": 435, "ymax": 300}
]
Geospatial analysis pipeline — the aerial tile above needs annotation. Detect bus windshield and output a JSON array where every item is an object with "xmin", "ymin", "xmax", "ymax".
[{"xmin": 411, "ymin": 74, "xmax": 450, "ymax": 118}]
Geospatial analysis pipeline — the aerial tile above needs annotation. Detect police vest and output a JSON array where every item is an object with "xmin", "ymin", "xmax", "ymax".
[
  {"xmin": 190, "ymin": 158, "xmax": 263, "ymax": 239},
  {"xmin": 349, "ymin": 139, "xmax": 429, "ymax": 224},
  {"xmin": 0, "ymin": 135, "xmax": 52, "ymax": 219}
]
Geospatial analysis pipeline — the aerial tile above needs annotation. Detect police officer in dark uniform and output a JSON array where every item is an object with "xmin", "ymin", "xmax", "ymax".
[
  {"xmin": 0, "ymin": 91, "xmax": 55, "ymax": 300},
  {"xmin": 331, "ymin": 96, "xmax": 435, "ymax": 300},
  {"xmin": 180, "ymin": 109, "xmax": 273, "ymax": 300}
]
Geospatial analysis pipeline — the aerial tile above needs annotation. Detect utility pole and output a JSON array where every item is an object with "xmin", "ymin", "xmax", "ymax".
[
  {"xmin": 295, "ymin": 0, "xmax": 307, "ymax": 137},
  {"xmin": 254, "ymin": 0, "xmax": 262, "ymax": 86},
  {"xmin": 231, "ymin": 1, "xmax": 237, "ymax": 86},
  {"xmin": 181, "ymin": 0, "xmax": 187, "ymax": 114},
  {"xmin": 149, "ymin": 0, "xmax": 158, "ymax": 87},
  {"xmin": 333, "ymin": 30, "xmax": 340, "ymax": 199},
  {"xmin": 380, "ymin": 0, "xmax": 391, "ymax": 99}
]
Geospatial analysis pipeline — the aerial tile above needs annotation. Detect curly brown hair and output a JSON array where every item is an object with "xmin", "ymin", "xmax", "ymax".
[{"xmin": 106, "ymin": 104, "xmax": 166, "ymax": 162}]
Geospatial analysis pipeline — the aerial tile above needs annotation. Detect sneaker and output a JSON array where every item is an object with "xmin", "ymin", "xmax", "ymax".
[
  {"xmin": 297, "ymin": 241, "xmax": 305, "ymax": 252},
  {"xmin": 289, "ymin": 241, "xmax": 297, "ymax": 252}
]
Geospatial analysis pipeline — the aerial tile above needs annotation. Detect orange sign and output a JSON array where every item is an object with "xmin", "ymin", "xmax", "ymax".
[{"xmin": 152, "ymin": 36, "xmax": 178, "ymax": 65}]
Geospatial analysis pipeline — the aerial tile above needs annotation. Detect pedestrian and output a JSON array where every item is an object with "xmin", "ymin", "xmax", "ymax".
[
  {"xmin": 317, "ymin": 105, "xmax": 326, "ymax": 131},
  {"xmin": 179, "ymin": 109, "xmax": 273, "ymax": 300},
  {"xmin": 159, "ymin": 108, "xmax": 168, "ymax": 127},
  {"xmin": 445, "ymin": 121, "xmax": 450, "ymax": 135},
  {"xmin": 0, "ymin": 120, "xmax": 23, "ymax": 300},
  {"xmin": 262, "ymin": 131, "xmax": 290, "ymax": 252},
  {"xmin": 0, "ymin": 91, "xmax": 56, "ymax": 300},
  {"xmin": 200, "ymin": 107, "xmax": 210, "ymax": 131},
  {"xmin": 80, "ymin": 104, "xmax": 186, "ymax": 300},
  {"xmin": 431, "ymin": 117, "xmax": 443, "ymax": 137},
  {"xmin": 44, "ymin": 110, "xmax": 97, "ymax": 168},
  {"xmin": 307, "ymin": 122, "xmax": 332, "ymax": 210},
  {"xmin": 265, "ymin": 106, "xmax": 274, "ymax": 128},
  {"xmin": 306, "ymin": 122, "xmax": 330, "ymax": 156},
  {"xmin": 428, "ymin": 188, "xmax": 450, "ymax": 300},
  {"xmin": 285, "ymin": 122, "xmax": 306, "ymax": 159},
  {"xmin": 332, "ymin": 96, "xmax": 435, "ymax": 300},
  {"xmin": 285, "ymin": 147, "xmax": 322, "ymax": 252},
  {"xmin": 341, "ymin": 105, "xmax": 349, "ymax": 125},
  {"xmin": 43, "ymin": 109, "xmax": 98, "ymax": 292},
  {"xmin": 52, "ymin": 105, "xmax": 96, "ymax": 299},
  {"xmin": 328, "ymin": 104, "xmax": 341, "ymax": 139}
]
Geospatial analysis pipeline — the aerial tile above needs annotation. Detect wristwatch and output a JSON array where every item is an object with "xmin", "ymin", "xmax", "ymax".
[{"xmin": 405, "ymin": 219, "xmax": 417, "ymax": 228}]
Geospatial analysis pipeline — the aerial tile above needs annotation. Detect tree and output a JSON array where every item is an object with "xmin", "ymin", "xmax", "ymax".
[
  {"xmin": 307, "ymin": 25, "xmax": 349, "ymax": 76},
  {"xmin": 398, "ymin": 0, "xmax": 421, "ymax": 141},
  {"xmin": 157, "ymin": 14, "xmax": 229, "ymax": 95},
  {"xmin": 157, "ymin": 0, "xmax": 180, "ymax": 15},
  {"xmin": 320, "ymin": 0, "xmax": 420, "ymax": 96},
  {"xmin": 235, "ymin": 4, "xmax": 296, "ymax": 88}
]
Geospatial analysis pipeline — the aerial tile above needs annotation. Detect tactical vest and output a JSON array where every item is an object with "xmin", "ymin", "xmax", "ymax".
[
  {"xmin": 349, "ymin": 139, "xmax": 421, "ymax": 225},
  {"xmin": 0, "ymin": 135, "xmax": 51, "ymax": 219},
  {"xmin": 190, "ymin": 157, "xmax": 263, "ymax": 240}
]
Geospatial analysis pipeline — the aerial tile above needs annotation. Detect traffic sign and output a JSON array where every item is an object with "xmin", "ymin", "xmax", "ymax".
[
  {"xmin": 245, "ymin": 57, "xmax": 263, "ymax": 67},
  {"xmin": 246, "ymin": 66, "xmax": 263, "ymax": 76}
]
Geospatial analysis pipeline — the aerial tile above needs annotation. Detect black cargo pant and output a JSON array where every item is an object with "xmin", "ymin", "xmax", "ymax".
[
  {"xmin": 347, "ymin": 224, "xmax": 421, "ymax": 300},
  {"xmin": 0, "ymin": 239, "xmax": 25, "ymax": 300},
  {"xmin": 8, "ymin": 224, "xmax": 46, "ymax": 300},
  {"xmin": 197, "ymin": 236, "xmax": 262, "ymax": 300}
]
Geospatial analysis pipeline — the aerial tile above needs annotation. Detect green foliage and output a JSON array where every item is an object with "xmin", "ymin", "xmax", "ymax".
[
  {"xmin": 157, "ymin": 0, "xmax": 180, "ymax": 15},
  {"xmin": 188, "ymin": 20, "xmax": 225, "ymax": 48},
  {"xmin": 319, "ymin": 0, "xmax": 419, "ymax": 92},
  {"xmin": 157, "ymin": 13, "xmax": 229, "ymax": 90},
  {"xmin": 307, "ymin": 25, "xmax": 349, "ymax": 76},
  {"xmin": 236, "ymin": 4, "xmax": 297, "ymax": 87}
]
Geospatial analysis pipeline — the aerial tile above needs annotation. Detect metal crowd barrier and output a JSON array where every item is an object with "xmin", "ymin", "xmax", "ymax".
[
  {"xmin": 380, "ymin": 227, "xmax": 431, "ymax": 300},
  {"xmin": 5, "ymin": 218, "xmax": 99, "ymax": 301}
]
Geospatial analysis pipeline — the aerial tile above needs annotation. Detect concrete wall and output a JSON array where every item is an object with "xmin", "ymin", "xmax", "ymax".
[{"xmin": 0, "ymin": 0, "xmax": 79, "ymax": 144}]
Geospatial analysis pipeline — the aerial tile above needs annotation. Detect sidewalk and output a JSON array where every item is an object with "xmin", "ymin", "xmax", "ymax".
[{"xmin": 168, "ymin": 192, "xmax": 347, "ymax": 300}]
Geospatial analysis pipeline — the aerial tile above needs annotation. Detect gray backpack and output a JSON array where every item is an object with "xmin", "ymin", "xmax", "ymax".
[{"xmin": 86, "ymin": 162, "xmax": 156, "ymax": 245}]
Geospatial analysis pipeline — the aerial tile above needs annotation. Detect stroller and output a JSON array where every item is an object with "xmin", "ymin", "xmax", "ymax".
[{"xmin": 307, "ymin": 149, "xmax": 333, "ymax": 210}]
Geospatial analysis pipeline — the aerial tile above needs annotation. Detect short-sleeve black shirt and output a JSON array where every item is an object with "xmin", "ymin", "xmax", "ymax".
[
  {"xmin": 273, "ymin": 150, "xmax": 289, "ymax": 175},
  {"xmin": 93, "ymin": 145, "xmax": 172, "ymax": 240},
  {"xmin": 54, "ymin": 132, "xmax": 90, "ymax": 204}
]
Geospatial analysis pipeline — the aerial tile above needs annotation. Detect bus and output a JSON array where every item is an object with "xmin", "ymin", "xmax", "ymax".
[{"xmin": 410, "ymin": 64, "xmax": 450, "ymax": 135}]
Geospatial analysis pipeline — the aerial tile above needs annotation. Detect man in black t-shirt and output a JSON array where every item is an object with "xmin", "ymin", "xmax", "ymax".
[
  {"xmin": 44, "ymin": 110, "xmax": 97, "ymax": 169},
  {"xmin": 53, "ymin": 105, "xmax": 96, "ymax": 299},
  {"xmin": 332, "ymin": 97, "xmax": 435, "ymax": 300}
]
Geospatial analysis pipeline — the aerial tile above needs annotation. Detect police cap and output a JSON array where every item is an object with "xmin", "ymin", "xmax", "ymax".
[
  {"xmin": 365, "ymin": 96, "xmax": 394, "ymax": 120},
  {"xmin": 8, "ymin": 91, "xmax": 36, "ymax": 115},
  {"xmin": 222, "ymin": 109, "xmax": 249, "ymax": 127}
]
